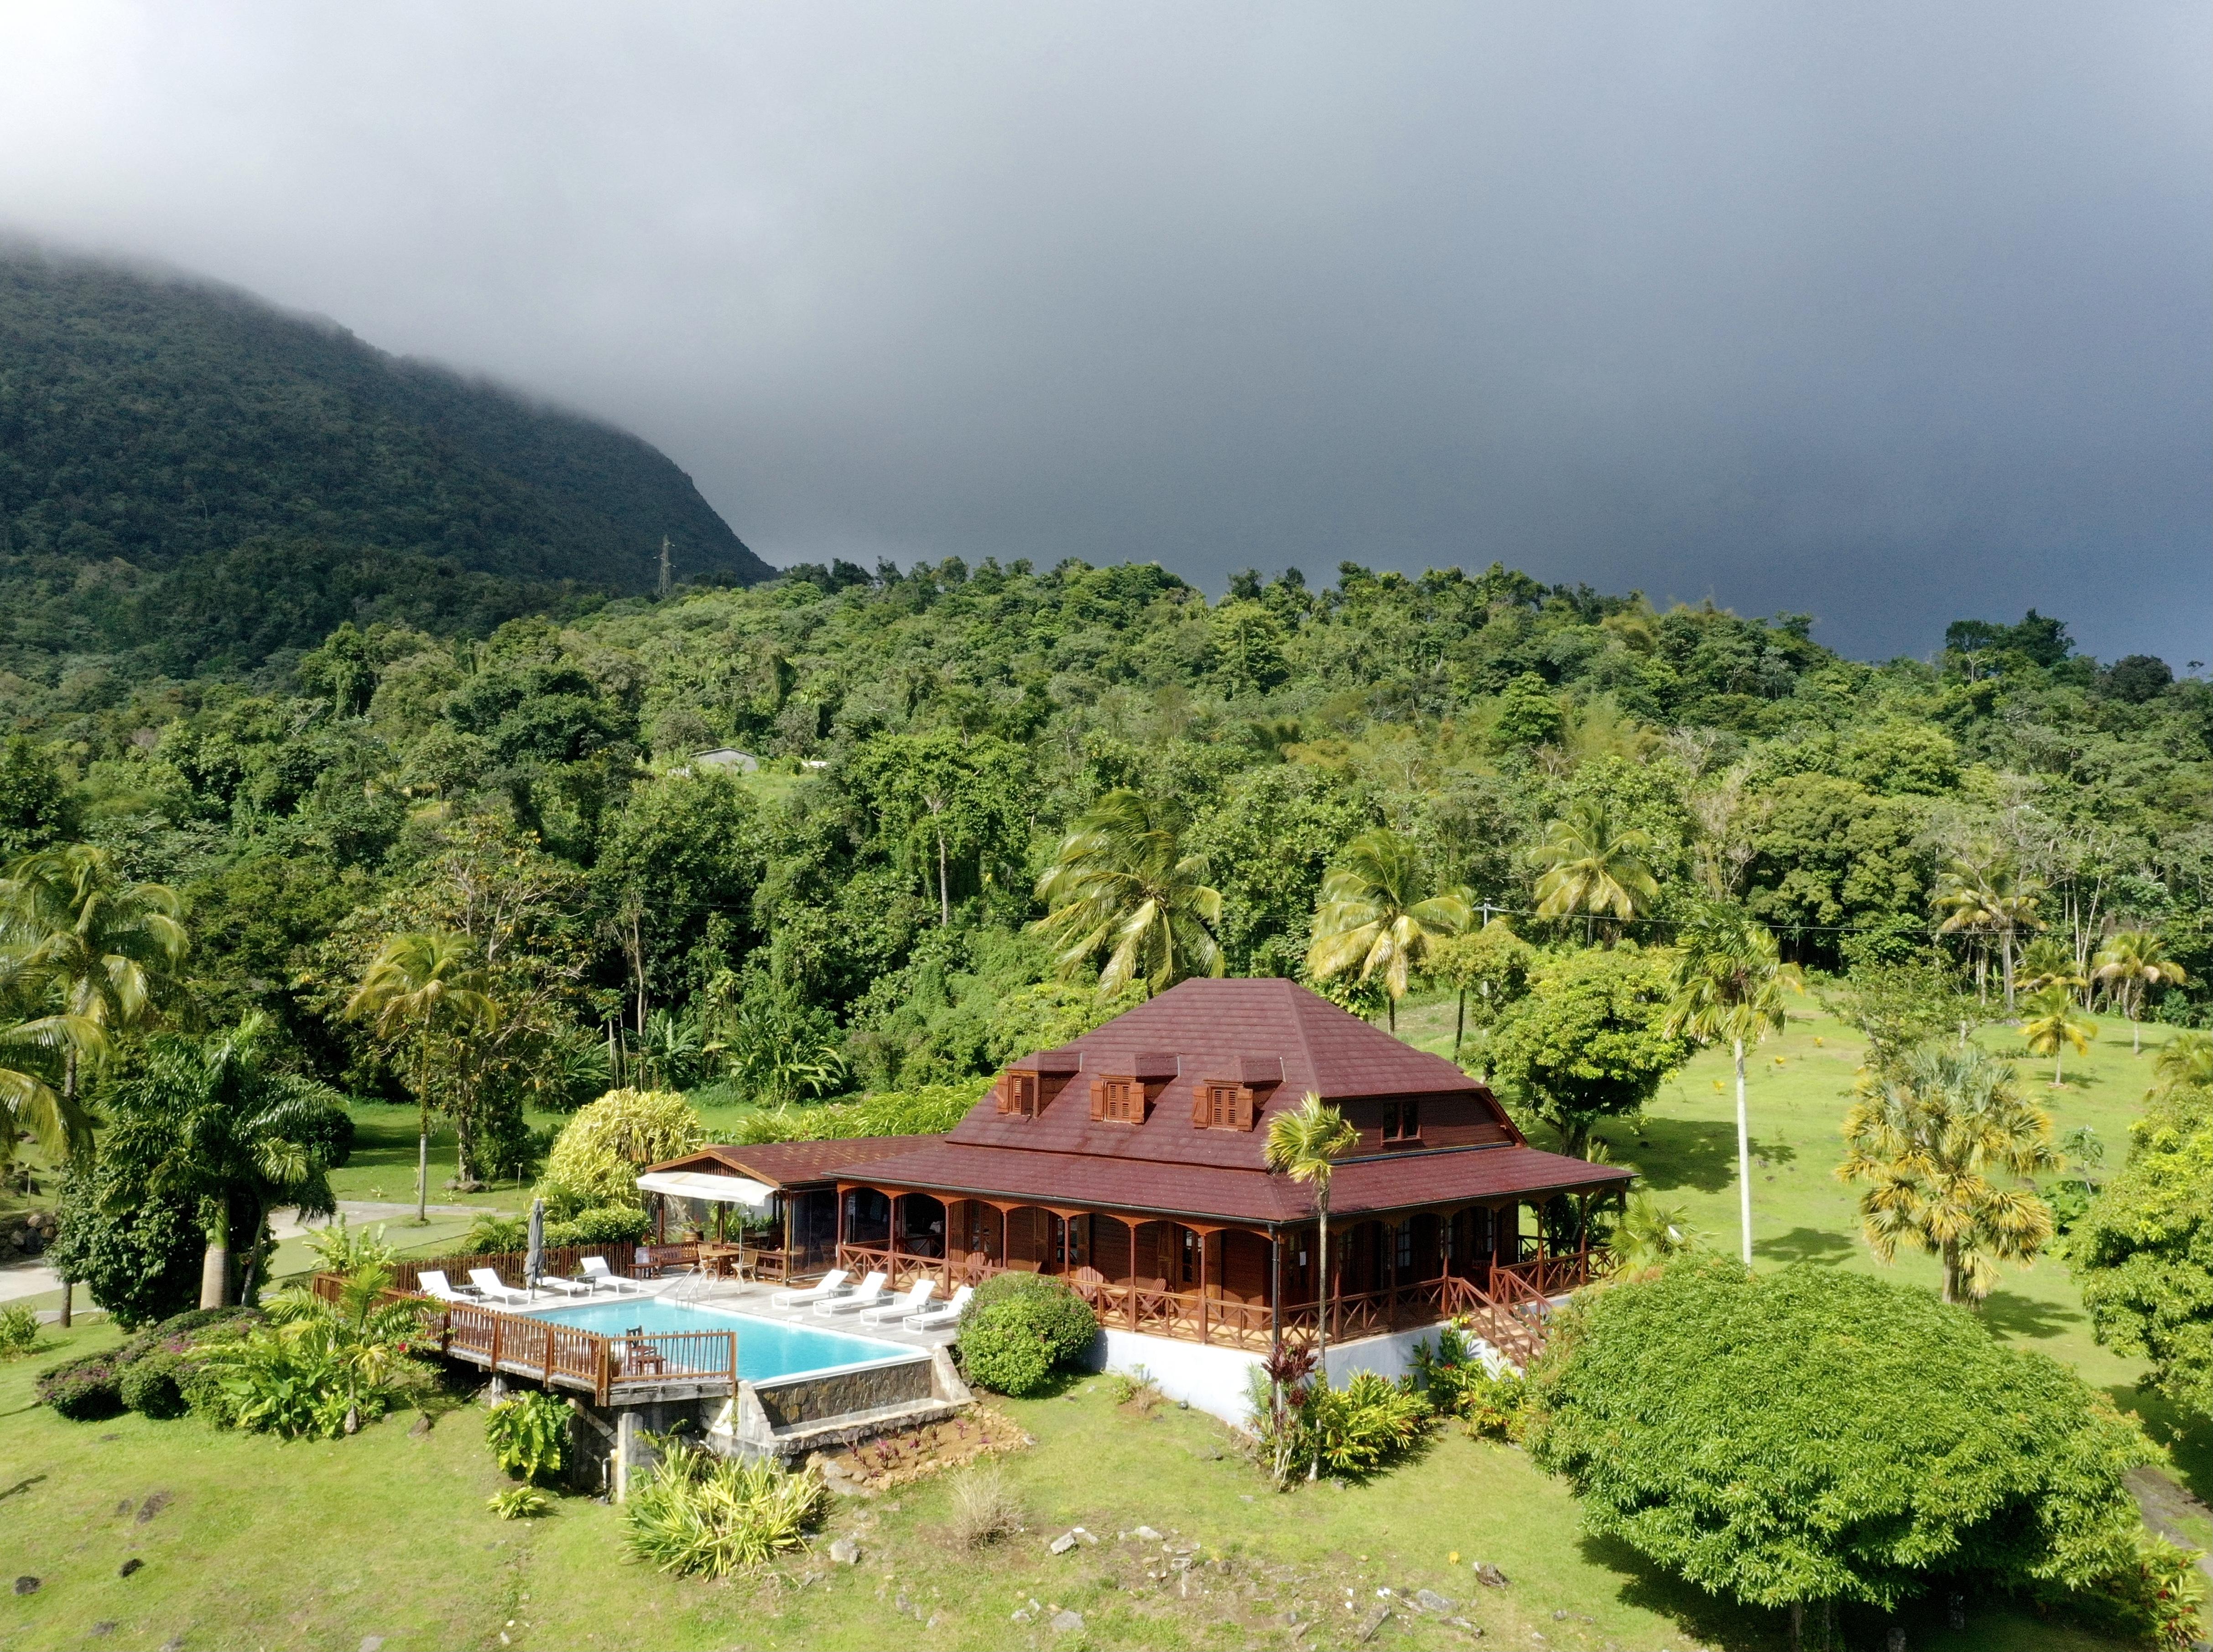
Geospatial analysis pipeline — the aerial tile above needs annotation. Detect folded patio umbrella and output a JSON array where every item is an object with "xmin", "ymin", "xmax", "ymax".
[{"xmin": 526, "ymin": 1196, "xmax": 545, "ymax": 1290}]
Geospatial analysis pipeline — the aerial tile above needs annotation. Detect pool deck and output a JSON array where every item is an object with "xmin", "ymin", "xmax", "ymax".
[{"xmin": 505, "ymin": 1274, "xmax": 962, "ymax": 1356}]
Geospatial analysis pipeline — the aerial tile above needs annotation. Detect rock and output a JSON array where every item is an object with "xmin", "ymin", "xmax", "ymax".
[
  {"xmin": 408, "ymin": 1414, "xmax": 433, "ymax": 1437},
  {"xmin": 1049, "ymin": 1531, "xmax": 1079, "ymax": 1555},
  {"xmin": 1074, "ymin": 1526, "xmax": 1098, "ymax": 1545},
  {"xmin": 1415, "ymin": 1589, "xmax": 1456, "ymax": 1613},
  {"xmin": 13, "ymin": 1578, "xmax": 38, "ymax": 1596},
  {"xmin": 118, "ymin": 1558, "xmax": 144, "ymax": 1578},
  {"xmin": 1885, "ymin": 1632, "xmax": 1906, "ymax": 1652},
  {"xmin": 828, "ymin": 1537, "xmax": 860, "ymax": 1566},
  {"xmin": 1134, "ymin": 1525, "xmax": 1164, "ymax": 1541},
  {"xmin": 136, "ymin": 1491, "xmax": 171, "ymax": 1525},
  {"xmin": 1472, "ymin": 1562, "xmax": 1509, "ymax": 1588},
  {"xmin": 93, "ymin": 1623, "xmax": 118, "ymax": 1637},
  {"xmin": 1448, "ymin": 1618, "xmax": 1483, "ymax": 1636},
  {"xmin": 159, "ymin": 1640, "xmax": 184, "ymax": 1652},
  {"xmin": 1355, "ymin": 1604, "xmax": 1391, "ymax": 1642},
  {"xmin": 361, "ymin": 1640, "xmax": 386, "ymax": 1652},
  {"xmin": 1552, "ymin": 1609, "xmax": 1567, "ymax": 1620},
  {"xmin": 1049, "ymin": 1609, "xmax": 1085, "ymax": 1634}
]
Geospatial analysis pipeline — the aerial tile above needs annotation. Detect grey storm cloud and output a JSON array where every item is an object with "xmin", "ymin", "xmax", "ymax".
[{"xmin": 0, "ymin": 2, "xmax": 2205, "ymax": 663}]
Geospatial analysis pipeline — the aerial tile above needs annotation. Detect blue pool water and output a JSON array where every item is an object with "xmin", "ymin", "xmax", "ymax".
[{"xmin": 528, "ymin": 1298, "xmax": 908, "ymax": 1381}]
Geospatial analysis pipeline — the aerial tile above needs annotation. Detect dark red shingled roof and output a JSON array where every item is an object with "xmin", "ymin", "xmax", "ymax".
[
  {"xmin": 950, "ymin": 977, "xmax": 1510, "ymax": 1171},
  {"xmin": 647, "ymin": 1137, "xmax": 936, "ymax": 1188},
  {"xmin": 842, "ymin": 1139, "xmax": 1630, "ymax": 1226}
]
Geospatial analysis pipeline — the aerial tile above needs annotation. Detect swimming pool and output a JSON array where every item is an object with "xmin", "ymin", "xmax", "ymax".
[{"xmin": 526, "ymin": 1298, "xmax": 911, "ymax": 1383}]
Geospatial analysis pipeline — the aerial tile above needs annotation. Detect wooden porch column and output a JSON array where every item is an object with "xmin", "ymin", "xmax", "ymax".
[
  {"xmin": 1269, "ymin": 1230, "xmax": 1281, "ymax": 1360},
  {"xmin": 1385, "ymin": 1217, "xmax": 1398, "ymax": 1330},
  {"xmin": 890, "ymin": 1192, "xmax": 904, "ymax": 1271},
  {"xmin": 1129, "ymin": 1219, "xmax": 1140, "ymax": 1327},
  {"xmin": 1198, "ymin": 1227, "xmax": 1209, "ymax": 1344}
]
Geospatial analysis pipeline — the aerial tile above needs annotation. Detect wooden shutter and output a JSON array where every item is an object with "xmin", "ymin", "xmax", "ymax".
[
  {"xmin": 1191, "ymin": 1084, "xmax": 1211, "ymax": 1127},
  {"xmin": 1089, "ymin": 1078, "xmax": 1106, "ymax": 1121},
  {"xmin": 1232, "ymin": 1086, "xmax": 1254, "ymax": 1131},
  {"xmin": 995, "ymin": 1075, "xmax": 1015, "ymax": 1114}
]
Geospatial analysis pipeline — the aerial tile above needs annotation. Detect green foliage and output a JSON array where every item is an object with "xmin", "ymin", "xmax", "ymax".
[
  {"xmin": 201, "ymin": 1265, "xmax": 432, "ymax": 1438},
  {"xmin": 622, "ymin": 1444, "xmax": 826, "ymax": 1577},
  {"xmin": 0, "ymin": 735, "xmax": 81, "ymax": 856},
  {"xmin": 1487, "ymin": 946, "xmax": 1690, "ymax": 1157},
  {"xmin": 0, "ymin": 1302, "xmax": 38, "ymax": 1359},
  {"xmin": 1527, "ymin": 1260, "xmax": 2191, "ymax": 1642},
  {"xmin": 955, "ymin": 1273, "xmax": 1100, "ymax": 1395},
  {"xmin": 488, "ymin": 1485, "xmax": 552, "ymax": 1520},
  {"xmin": 731, "ymin": 1084, "xmax": 985, "ymax": 1145},
  {"xmin": 543, "ymin": 1205, "xmax": 651, "ymax": 1248},
  {"xmin": 2070, "ymin": 1082, "xmax": 2213, "ymax": 1421},
  {"xmin": 1302, "ymin": 1373, "xmax": 1434, "ymax": 1476},
  {"xmin": 118, "ymin": 1350, "xmax": 190, "ymax": 1420},
  {"xmin": 36, "ymin": 1353, "xmax": 124, "ymax": 1420},
  {"xmin": 1493, "ymin": 672, "xmax": 1563, "ymax": 748},
  {"xmin": 464, "ymin": 1214, "xmax": 530, "ymax": 1254},
  {"xmin": 537, "ymin": 1088, "xmax": 703, "ymax": 1218},
  {"xmin": 47, "ymin": 1153, "xmax": 212, "ymax": 1329},
  {"xmin": 484, "ymin": 1390, "xmax": 570, "ymax": 1484}
]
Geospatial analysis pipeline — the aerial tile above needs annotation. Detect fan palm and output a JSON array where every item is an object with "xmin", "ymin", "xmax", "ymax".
[
  {"xmin": 1305, "ymin": 830, "xmax": 1471, "ymax": 1030},
  {"xmin": 2091, "ymin": 930, "xmax": 2188, "ymax": 1056},
  {"xmin": 345, "ymin": 931, "xmax": 495, "ymax": 1221},
  {"xmin": 1263, "ymin": 1092, "xmax": 1359, "ymax": 1480},
  {"xmin": 1030, "ymin": 790, "xmax": 1223, "ymax": 997},
  {"xmin": 1664, "ymin": 903, "xmax": 1803, "ymax": 1264},
  {"xmin": 1837, "ymin": 1045, "xmax": 2057, "ymax": 1304},
  {"xmin": 1531, "ymin": 800, "xmax": 1660, "ymax": 944},
  {"xmin": 2021, "ymin": 987, "xmax": 2096, "ymax": 1086}
]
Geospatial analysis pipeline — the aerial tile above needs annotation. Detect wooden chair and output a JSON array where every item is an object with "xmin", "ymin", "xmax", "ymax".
[{"xmin": 620, "ymin": 1329, "xmax": 666, "ymax": 1377}]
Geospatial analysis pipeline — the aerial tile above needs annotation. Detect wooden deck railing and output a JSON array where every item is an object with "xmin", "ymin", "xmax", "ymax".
[{"xmin": 833, "ymin": 1240, "xmax": 1603, "ymax": 1358}]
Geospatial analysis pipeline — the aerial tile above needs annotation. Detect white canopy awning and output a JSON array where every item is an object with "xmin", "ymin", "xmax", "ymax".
[{"xmin": 635, "ymin": 1170, "xmax": 777, "ymax": 1211}]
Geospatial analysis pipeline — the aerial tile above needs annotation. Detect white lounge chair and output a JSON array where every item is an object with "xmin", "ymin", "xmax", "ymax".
[
  {"xmin": 903, "ymin": 1284, "xmax": 973, "ymax": 1332},
  {"xmin": 416, "ymin": 1269, "xmax": 479, "ymax": 1303},
  {"xmin": 579, "ymin": 1255, "xmax": 647, "ymax": 1295},
  {"xmin": 770, "ymin": 1268, "xmax": 849, "ymax": 1310},
  {"xmin": 468, "ymin": 1267, "xmax": 534, "ymax": 1307},
  {"xmin": 859, "ymin": 1279, "xmax": 934, "ymax": 1326},
  {"xmin": 532, "ymin": 1273, "xmax": 594, "ymax": 1298},
  {"xmin": 814, "ymin": 1271, "xmax": 887, "ymax": 1317}
]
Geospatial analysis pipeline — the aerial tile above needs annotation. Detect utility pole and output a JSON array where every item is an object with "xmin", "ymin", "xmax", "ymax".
[{"xmin": 658, "ymin": 536, "xmax": 672, "ymax": 597}]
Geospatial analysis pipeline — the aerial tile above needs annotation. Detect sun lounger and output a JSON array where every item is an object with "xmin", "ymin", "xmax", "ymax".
[
  {"xmin": 770, "ymin": 1268, "xmax": 849, "ymax": 1309},
  {"xmin": 903, "ymin": 1284, "xmax": 973, "ymax": 1332},
  {"xmin": 858, "ymin": 1279, "xmax": 934, "ymax": 1326},
  {"xmin": 532, "ymin": 1274, "xmax": 594, "ymax": 1298},
  {"xmin": 416, "ymin": 1269, "xmax": 479, "ymax": 1302},
  {"xmin": 813, "ymin": 1271, "xmax": 888, "ymax": 1317},
  {"xmin": 468, "ymin": 1267, "xmax": 534, "ymax": 1307},
  {"xmin": 579, "ymin": 1255, "xmax": 647, "ymax": 1294}
]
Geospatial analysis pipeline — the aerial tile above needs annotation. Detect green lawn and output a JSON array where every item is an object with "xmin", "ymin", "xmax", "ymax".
[{"xmin": 0, "ymin": 1323, "xmax": 2130, "ymax": 1652}]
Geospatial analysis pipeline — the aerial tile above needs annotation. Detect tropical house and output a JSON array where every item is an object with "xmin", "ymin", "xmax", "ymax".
[{"xmin": 642, "ymin": 977, "xmax": 1630, "ymax": 1417}]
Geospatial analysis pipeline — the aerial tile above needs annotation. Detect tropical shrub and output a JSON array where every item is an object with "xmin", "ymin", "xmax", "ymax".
[
  {"xmin": 0, "ymin": 1303, "xmax": 37, "ymax": 1359},
  {"xmin": 1407, "ymin": 1322, "xmax": 1488, "ymax": 1414},
  {"xmin": 622, "ymin": 1444, "xmax": 826, "ymax": 1577},
  {"xmin": 730, "ymin": 1083, "xmax": 984, "ymax": 1145},
  {"xmin": 464, "ymin": 1213, "xmax": 530, "ymax": 1254},
  {"xmin": 1526, "ymin": 1259, "xmax": 2199, "ymax": 1647},
  {"xmin": 36, "ymin": 1354, "xmax": 123, "ymax": 1420},
  {"xmin": 488, "ymin": 1485, "xmax": 552, "ymax": 1520},
  {"xmin": 955, "ymin": 1274, "xmax": 1098, "ymax": 1396},
  {"xmin": 537, "ymin": 1089, "xmax": 703, "ymax": 1217},
  {"xmin": 945, "ymin": 1464, "xmax": 1025, "ymax": 1549},
  {"xmin": 545, "ymin": 1205, "xmax": 651, "ymax": 1248},
  {"xmin": 485, "ymin": 1390, "xmax": 570, "ymax": 1483},
  {"xmin": 200, "ymin": 1265, "xmax": 431, "ymax": 1438},
  {"xmin": 118, "ymin": 1350, "xmax": 190, "ymax": 1420},
  {"xmin": 1304, "ymin": 1373, "xmax": 1433, "ymax": 1475}
]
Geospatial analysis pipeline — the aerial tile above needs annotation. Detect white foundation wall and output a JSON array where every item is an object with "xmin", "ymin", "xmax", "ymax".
[{"xmin": 1085, "ymin": 1322, "xmax": 1484, "ymax": 1427}]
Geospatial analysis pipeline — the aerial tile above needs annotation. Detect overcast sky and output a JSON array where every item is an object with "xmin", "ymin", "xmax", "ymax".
[{"xmin": 1, "ymin": 3, "xmax": 2205, "ymax": 664}]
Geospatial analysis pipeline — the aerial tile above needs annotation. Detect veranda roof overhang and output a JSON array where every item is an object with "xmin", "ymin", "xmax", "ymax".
[{"xmin": 636, "ymin": 1170, "xmax": 777, "ymax": 1212}]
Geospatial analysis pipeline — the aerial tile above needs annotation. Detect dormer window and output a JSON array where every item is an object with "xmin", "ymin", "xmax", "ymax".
[
  {"xmin": 997, "ymin": 1072, "xmax": 1042, "ymax": 1117},
  {"xmin": 1382, "ymin": 1099, "xmax": 1421, "ymax": 1144},
  {"xmin": 1091, "ymin": 1077, "xmax": 1144, "ymax": 1124},
  {"xmin": 1193, "ymin": 1081, "xmax": 1257, "ymax": 1131}
]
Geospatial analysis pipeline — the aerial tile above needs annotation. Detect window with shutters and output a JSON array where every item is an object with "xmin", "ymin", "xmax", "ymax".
[
  {"xmin": 1192, "ymin": 1081, "xmax": 1255, "ymax": 1131},
  {"xmin": 1091, "ymin": 1077, "xmax": 1142, "ymax": 1123},
  {"xmin": 1381, "ymin": 1098, "xmax": 1421, "ymax": 1143},
  {"xmin": 997, "ymin": 1073, "xmax": 1041, "ymax": 1117}
]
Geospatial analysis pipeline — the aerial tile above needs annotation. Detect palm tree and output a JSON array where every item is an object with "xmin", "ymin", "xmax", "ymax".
[
  {"xmin": 1304, "ymin": 830, "xmax": 1471, "ymax": 1031},
  {"xmin": 1932, "ymin": 850, "xmax": 2042, "ymax": 1011},
  {"xmin": 0, "ymin": 844, "xmax": 187, "ymax": 1108},
  {"xmin": 1664, "ymin": 904, "xmax": 1803, "ymax": 1265},
  {"xmin": 1030, "ymin": 790, "xmax": 1224, "ymax": 997},
  {"xmin": 2153, "ymin": 1030, "xmax": 2213, "ymax": 1094},
  {"xmin": 345, "ymin": 931, "xmax": 495, "ymax": 1221},
  {"xmin": 233, "ymin": 1259, "xmax": 428, "ymax": 1433},
  {"xmin": 2020, "ymin": 987, "xmax": 2095, "ymax": 1086},
  {"xmin": 2017, "ymin": 937, "xmax": 2087, "ymax": 997},
  {"xmin": 1531, "ymin": 799, "xmax": 1660, "ymax": 944},
  {"xmin": 106, "ymin": 1014, "xmax": 349, "ymax": 1308},
  {"xmin": 2091, "ymin": 931, "xmax": 2188, "ymax": 1056},
  {"xmin": 1263, "ymin": 1092, "xmax": 1359, "ymax": 1482},
  {"xmin": 0, "ymin": 949, "xmax": 105, "ymax": 1167},
  {"xmin": 1837, "ymin": 1045, "xmax": 2057, "ymax": 1304}
]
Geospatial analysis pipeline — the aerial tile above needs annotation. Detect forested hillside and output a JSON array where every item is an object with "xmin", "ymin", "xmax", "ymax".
[
  {"xmin": 3, "ymin": 552, "xmax": 2204, "ymax": 1182},
  {"xmin": 0, "ymin": 249, "xmax": 771, "ymax": 678}
]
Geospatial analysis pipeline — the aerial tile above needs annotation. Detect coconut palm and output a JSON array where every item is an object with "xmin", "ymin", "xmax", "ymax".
[
  {"xmin": 1263, "ymin": 1092, "xmax": 1358, "ymax": 1480},
  {"xmin": 0, "ymin": 948, "xmax": 105, "ymax": 1167},
  {"xmin": 1304, "ymin": 830, "xmax": 1471, "ymax": 1031},
  {"xmin": 1030, "ymin": 790, "xmax": 1223, "ymax": 997},
  {"xmin": 1664, "ymin": 903, "xmax": 1804, "ymax": 1265},
  {"xmin": 1837, "ymin": 1045, "xmax": 2057, "ymax": 1304},
  {"xmin": 2017, "ymin": 937, "xmax": 2087, "ymax": 998},
  {"xmin": 1932, "ymin": 850, "xmax": 2041, "ymax": 1010},
  {"xmin": 1531, "ymin": 799, "xmax": 1660, "ymax": 944},
  {"xmin": 106, "ymin": 1014, "xmax": 349, "ymax": 1308},
  {"xmin": 0, "ymin": 843, "xmax": 187, "ymax": 1106},
  {"xmin": 2020, "ymin": 987, "xmax": 2095, "ymax": 1086},
  {"xmin": 344, "ymin": 931, "xmax": 495, "ymax": 1222},
  {"xmin": 2091, "ymin": 930, "xmax": 2188, "ymax": 1056},
  {"xmin": 2154, "ymin": 1030, "xmax": 2213, "ymax": 1094}
]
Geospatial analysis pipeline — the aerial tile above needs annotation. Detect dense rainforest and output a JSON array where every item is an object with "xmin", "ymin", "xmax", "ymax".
[
  {"xmin": 0, "ymin": 547, "xmax": 2204, "ymax": 1193},
  {"xmin": 0, "ymin": 248, "xmax": 771, "ymax": 681}
]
